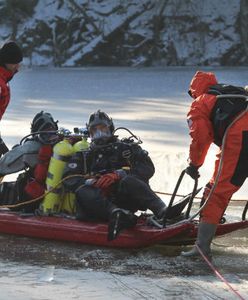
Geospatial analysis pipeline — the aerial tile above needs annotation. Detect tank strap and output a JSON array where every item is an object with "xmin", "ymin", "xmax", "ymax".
[
  {"xmin": 46, "ymin": 184, "xmax": 62, "ymax": 194},
  {"xmin": 53, "ymin": 153, "xmax": 71, "ymax": 162},
  {"xmin": 47, "ymin": 171, "xmax": 53, "ymax": 180}
]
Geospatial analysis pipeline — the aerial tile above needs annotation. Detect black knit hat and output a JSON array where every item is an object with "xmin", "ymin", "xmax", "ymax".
[{"xmin": 0, "ymin": 41, "xmax": 23, "ymax": 64}]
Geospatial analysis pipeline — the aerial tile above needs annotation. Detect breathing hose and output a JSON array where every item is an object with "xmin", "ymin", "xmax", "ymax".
[{"xmin": 0, "ymin": 174, "xmax": 86, "ymax": 210}]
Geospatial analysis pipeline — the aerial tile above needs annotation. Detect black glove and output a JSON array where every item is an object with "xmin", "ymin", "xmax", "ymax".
[
  {"xmin": 0, "ymin": 137, "xmax": 9, "ymax": 157},
  {"xmin": 185, "ymin": 163, "xmax": 200, "ymax": 180}
]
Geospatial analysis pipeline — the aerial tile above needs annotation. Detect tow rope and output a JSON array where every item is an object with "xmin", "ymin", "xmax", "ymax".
[
  {"xmin": 195, "ymin": 244, "xmax": 246, "ymax": 300},
  {"xmin": 154, "ymin": 191, "xmax": 247, "ymax": 203}
]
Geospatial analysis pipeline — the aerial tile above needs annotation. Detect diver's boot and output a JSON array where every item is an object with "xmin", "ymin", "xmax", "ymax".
[
  {"xmin": 149, "ymin": 197, "xmax": 191, "ymax": 221},
  {"xmin": 148, "ymin": 198, "xmax": 167, "ymax": 219},
  {"xmin": 108, "ymin": 208, "xmax": 138, "ymax": 241},
  {"xmin": 181, "ymin": 222, "xmax": 217, "ymax": 259},
  {"xmin": 0, "ymin": 182, "xmax": 17, "ymax": 205}
]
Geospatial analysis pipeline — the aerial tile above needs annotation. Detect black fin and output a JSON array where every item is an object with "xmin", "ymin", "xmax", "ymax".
[
  {"xmin": 108, "ymin": 209, "xmax": 137, "ymax": 241},
  {"xmin": 165, "ymin": 188, "xmax": 202, "ymax": 219}
]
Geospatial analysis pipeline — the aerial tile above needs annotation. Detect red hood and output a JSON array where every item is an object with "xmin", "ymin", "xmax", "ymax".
[{"xmin": 189, "ymin": 71, "xmax": 218, "ymax": 99}]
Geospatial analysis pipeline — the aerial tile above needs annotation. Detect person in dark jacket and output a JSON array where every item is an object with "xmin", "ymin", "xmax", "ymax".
[
  {"xmin": 0, "ymin": 111, "xmax": 59, "ymax": 212},
  {"xmin": 63, "ymin": 110, "xmax": 170, "ymax": 240},
  {"xmin": 0, "ymin": 41, "xmax": 23, "ymax": 156}
]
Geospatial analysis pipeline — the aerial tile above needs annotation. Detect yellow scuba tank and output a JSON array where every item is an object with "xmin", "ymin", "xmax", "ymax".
[
  {"xmin": 60, "ymin": 137, "xmax": 89, "ymax": 214},
  {"xmin": 72, "ymin": 137, "xmax": 89, "ymax": 153},
  {"xmin": 60, "ymin": 192, "xmax": 76, "ymax": 215},
  {"xmin": 40, "ymin": 139, "xmax": 74, "ymax": 214}
]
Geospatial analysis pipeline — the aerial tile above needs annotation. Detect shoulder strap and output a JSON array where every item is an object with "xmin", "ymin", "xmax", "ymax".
[
  {"xmin": 216, "ymin": 94, "xmax": 248, "ymax": 100},
  {"xmin": 208, "ymin": 84, "xmax": 248, "ymax": 96}
]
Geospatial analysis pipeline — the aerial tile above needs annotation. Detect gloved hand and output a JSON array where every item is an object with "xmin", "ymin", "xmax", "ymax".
[
  {"xmin": 185, "ymin": 163, "xmax": 200, "ymax": 180},
  {"xmin": 94, "ymin": 172, "xmax": 120, "ymax": 189}
]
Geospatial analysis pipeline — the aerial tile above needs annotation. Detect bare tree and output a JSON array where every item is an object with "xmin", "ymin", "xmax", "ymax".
[
  {"xmin": 0, "ymin": 0, "xmax": 38, "ymax": 40},
  {"xmin": 240, "ymin": 0, "xmax": 248, "ymax": 57}
]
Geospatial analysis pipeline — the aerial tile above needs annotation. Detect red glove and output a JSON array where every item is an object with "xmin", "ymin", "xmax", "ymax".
[{"xmin": 94, "ymin": 172, "xmax": 120, "ymax": 189}]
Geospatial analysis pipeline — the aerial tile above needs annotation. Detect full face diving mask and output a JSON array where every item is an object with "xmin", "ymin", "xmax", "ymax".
[{"xmin": 91, "ymin": 128, "xmax": 111, "ymax": 140}]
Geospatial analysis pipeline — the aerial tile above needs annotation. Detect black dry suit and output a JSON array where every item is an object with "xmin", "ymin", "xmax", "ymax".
[{"xmin": 63, "ymin": 136, "xmax": 166, "ymax": 221}]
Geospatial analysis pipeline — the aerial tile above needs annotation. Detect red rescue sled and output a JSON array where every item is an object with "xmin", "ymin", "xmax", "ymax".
[
  {"xmin": 0, "ymin": 210, "xmax": 247, "ymax": 248},
  {"xmin": 0, "ymin": 170, "xmax": 247, "ymax": 248},
  {"xmin": 0, "ymin": 211, "xmax": 194, "ymax": 248},
  {"xmin": 160, "ymin": 219, "xmax": 248, "ymax": 245}
]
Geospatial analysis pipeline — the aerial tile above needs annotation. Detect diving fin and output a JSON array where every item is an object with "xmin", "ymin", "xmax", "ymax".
[{"xmin": 165, "ymin": 188, "xmax": 202, "ymax": 219}]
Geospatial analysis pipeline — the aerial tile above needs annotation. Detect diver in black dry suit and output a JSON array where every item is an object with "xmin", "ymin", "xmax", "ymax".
[{"xmin": 63, "ymin": 110, "xmax": 185, "ymax": 240}]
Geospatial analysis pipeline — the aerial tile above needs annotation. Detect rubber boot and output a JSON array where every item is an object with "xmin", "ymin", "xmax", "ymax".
[{"xmin": 181, "ymin": 222, "xmax": 217, "ymax": 259}]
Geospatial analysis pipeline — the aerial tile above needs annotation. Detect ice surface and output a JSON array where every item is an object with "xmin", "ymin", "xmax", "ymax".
[{"xmin": 2, "ymin": 66, "xmax": 248, "ymax": 199}]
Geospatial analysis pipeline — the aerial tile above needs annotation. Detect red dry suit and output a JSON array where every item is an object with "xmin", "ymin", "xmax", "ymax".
[
  {"xmin": 0, "ymin": 66, "xmax": 13, "ymax": 120},
  {"xmin": 24, "ymin": 144, "xmax": 53, "ymax": 200},
  {"xmin": 187, "ymin": 71, "xmax": 248, "ymax": 224}
]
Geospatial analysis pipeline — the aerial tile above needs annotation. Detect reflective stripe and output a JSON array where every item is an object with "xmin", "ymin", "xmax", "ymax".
[
  {"xmin": 47, "ymin": 172, "xmax": 53, "ymax": 180},
  {"xmin": 46, "ymin": 185, "xmax": 62, "ymax": 194},
  {"xmin": 216, "ymin": 94, "xmax": 248, "ymax": 100}
]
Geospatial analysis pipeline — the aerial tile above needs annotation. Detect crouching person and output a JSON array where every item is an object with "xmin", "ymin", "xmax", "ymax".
[
  {"xmin": 0, "ymin": 111, "xmax": 59, "ymax": 212},
  {"xmin": 63, "ymin": 110, "xmax": 175, "ymax": 241},
  {"xmin": 182, "ymin": 71, "xmax": 248, "ymax": 259}
]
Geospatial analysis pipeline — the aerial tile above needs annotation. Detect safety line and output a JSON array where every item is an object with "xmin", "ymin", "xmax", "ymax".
[
  {"xmin": 0, "ymin": 174, "xmax": 86, "ymax": 209},
  {"xmin": 195, "ymin": 244, "xmax": 246, "ymax": 300},
  {"xmin": 154, "ymin": 191, "xmax": 247, "ymax": 202}
]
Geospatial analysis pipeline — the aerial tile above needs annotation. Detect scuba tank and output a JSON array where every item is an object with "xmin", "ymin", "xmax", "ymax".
[
  {"xmin": 40, "ymin": 139, "xmax": 74, "ymax": 214},
  {"xmin": 73, "ymin": 137, "xmax": 89, "ymax": 153},
  {"xmin": 60, "ymin": 137, "xmax": 89, "ymax": 214}
]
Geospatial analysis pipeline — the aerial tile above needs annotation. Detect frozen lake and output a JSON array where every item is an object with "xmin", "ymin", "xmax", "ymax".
[
  {"xmin": 3, "ymin": 66, "xmax": 248, "ymax": 198},
  {"xmin": 0, "ymin": 67, "xmax": 247, "ymax": 299}
]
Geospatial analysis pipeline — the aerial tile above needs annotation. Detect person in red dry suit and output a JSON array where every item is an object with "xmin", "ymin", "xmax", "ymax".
[
  {"xmin": 0, "ymin": 41, "xmax": 23, "ymax": 156},
  {"xmin": 181, "ymin": 71, "xmax": 248, "ymax": 258}
]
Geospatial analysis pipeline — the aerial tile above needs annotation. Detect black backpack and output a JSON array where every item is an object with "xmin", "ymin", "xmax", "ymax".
[{"xmin": 208, "ymin": 84, "xmax": 248, "ymax": 146}]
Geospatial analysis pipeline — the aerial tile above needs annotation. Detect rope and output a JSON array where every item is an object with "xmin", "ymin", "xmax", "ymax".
[
  {"xmin": 154, "ymin": 191, "xmax": 247, "ymax": 203},
  {"xmin": 195, "ymin": 244, "xmax": 246, "ymax": 300},
  {"xmin": 0, "ymin": 174, "xmax": 87, "ymax": 209}
]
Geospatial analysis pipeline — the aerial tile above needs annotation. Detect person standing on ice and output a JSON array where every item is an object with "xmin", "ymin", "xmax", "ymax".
[
  {"xmin": 0, "ymin": 41, "xmax": 23, "ymax": 156},
  {"xmin": 182, "ymin": 71, "xmax": 248, "ymax": 258}
]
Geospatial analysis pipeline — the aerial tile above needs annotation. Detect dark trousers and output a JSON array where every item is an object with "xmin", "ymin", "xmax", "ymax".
[{"xmin": 75, "ymin": 175, "xmax": 163, "ymax": 221}]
